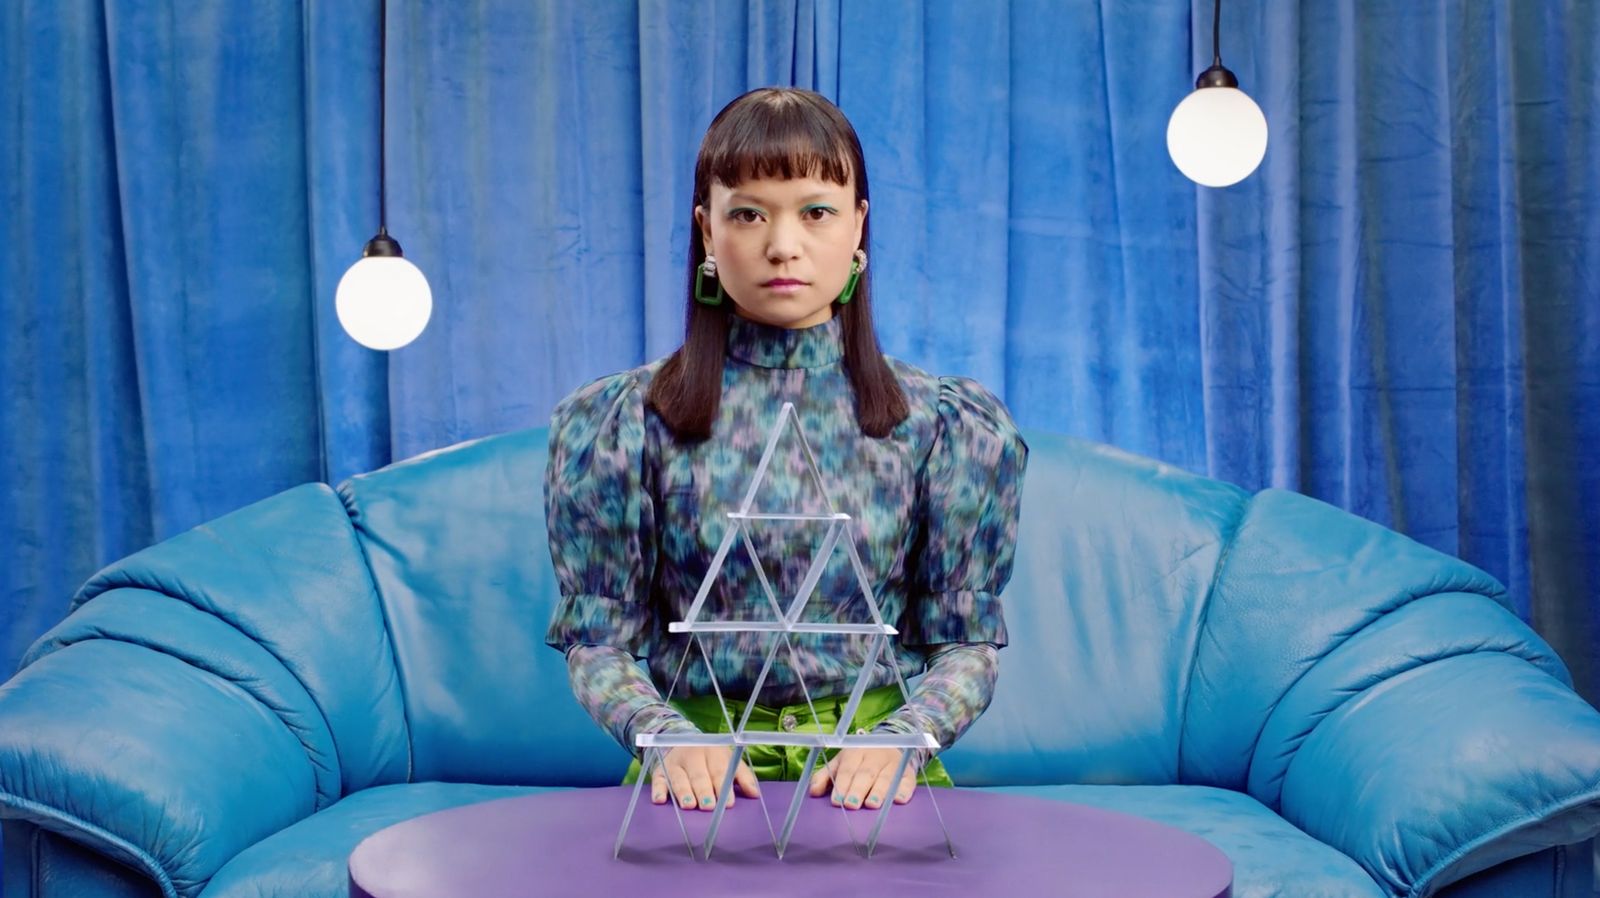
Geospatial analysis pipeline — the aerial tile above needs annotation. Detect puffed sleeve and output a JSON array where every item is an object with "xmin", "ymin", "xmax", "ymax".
[
  {"xmin": 543, "ymin": 371, "xmax": 658, "ymax": 659},
  {"xmin": 903, "ymin": 375, "xmax": 1029, "ymax": 649}
]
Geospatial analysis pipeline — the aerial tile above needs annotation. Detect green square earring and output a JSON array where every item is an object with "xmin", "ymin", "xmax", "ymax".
[
  {"xmin": 695, "ymin": 257, "xmax": 724, "ymax": 306},
  {"xmin": 836, "ymin": 249, "xmax": 867, "ymax": 304}
]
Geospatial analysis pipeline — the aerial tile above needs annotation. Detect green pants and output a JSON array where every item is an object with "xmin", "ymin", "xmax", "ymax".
[{"xmin": 622, "ymin": 683, "xmax": 954, "ymax": 787}]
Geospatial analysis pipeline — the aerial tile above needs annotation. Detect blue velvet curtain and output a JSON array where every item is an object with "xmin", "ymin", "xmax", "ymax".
[{"xmin": 2, "ymin": 0, "xmax": 1596, "ymax": 794}]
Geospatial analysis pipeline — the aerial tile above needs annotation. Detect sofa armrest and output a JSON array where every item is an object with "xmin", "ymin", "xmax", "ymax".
[
  {"xmin": 69, "ymin": 482, "xmax": 410, "ymax": 793},
  {"xmin": 0, "ymin": 640, "xmax": 318, "ymax": 898},
  {"xmin": 1278, "ymin": 652, "xmax": 1600, "ymax": 898}
]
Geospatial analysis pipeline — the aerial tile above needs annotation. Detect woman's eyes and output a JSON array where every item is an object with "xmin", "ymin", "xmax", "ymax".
[{"xmin": 726, "ymin": 207, "xmax": 838, "ymax": 224}]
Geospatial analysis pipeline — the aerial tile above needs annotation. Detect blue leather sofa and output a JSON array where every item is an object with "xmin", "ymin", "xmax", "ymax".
[{"xmin": 3, "ymin": 427, "xmax": 1598, "ymax": 898}]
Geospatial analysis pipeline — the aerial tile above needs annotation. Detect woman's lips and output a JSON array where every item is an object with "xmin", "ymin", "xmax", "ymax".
[{"xmin": 762, "ymin": 279, "xmax": 808, "ymax": 295}]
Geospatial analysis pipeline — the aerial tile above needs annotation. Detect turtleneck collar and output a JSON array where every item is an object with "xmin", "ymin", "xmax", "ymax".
[{"xmin": 725, "ymin": 313, "xmax": 845, "ymax": 369}]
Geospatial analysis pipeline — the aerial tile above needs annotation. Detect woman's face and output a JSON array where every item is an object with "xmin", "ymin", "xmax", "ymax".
[{"xmin": 695, "ymin": 174, "xmax": 867, "ymax": 329}]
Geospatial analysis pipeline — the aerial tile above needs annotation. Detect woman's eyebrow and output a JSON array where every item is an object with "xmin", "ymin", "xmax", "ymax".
[{"xmin": 728, "ymin": 191, "xmax": 836, "ymax": 204}]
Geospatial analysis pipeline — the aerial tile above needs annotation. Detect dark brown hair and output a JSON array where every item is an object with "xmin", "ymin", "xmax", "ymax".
[{"xmin": 645, "ymin": 87, "xmax": 909, "ymax": 442}]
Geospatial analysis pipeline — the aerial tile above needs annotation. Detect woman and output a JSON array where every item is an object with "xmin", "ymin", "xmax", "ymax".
[{"xmin": 544, "ymin": 87, "xmax": 1027, "ymax": 815}]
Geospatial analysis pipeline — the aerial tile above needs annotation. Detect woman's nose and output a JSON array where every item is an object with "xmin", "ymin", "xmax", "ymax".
[{"xmin": 765, "ymin": 218, "xmax": 803, "ymax": 262}]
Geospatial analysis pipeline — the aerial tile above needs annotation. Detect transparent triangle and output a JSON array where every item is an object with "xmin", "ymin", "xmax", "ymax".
[
  {"xmin": 745, "ymin": 409, "xmax": 833, "ymax": 518},
  {"xmin": 615, "ymin": 403, "xmax": 956, "ymax": 862}
]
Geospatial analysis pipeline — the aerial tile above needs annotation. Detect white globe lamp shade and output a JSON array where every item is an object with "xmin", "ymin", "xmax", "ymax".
[
  {"xmin": 1167, "ymin": 84, "xmax": 1268, "ymax": 188},
  {"xmin": 336, "ymin": 247, "xmax": 432, "ymax": 351}
]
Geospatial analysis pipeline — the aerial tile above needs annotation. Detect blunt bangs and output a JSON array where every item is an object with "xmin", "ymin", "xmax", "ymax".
[{"xmin": 696, "ymin": 92, "xmax": 857, "ymax": 197}]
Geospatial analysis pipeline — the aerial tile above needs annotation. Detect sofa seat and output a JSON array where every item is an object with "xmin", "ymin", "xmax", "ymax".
[
  {"xmin": 995, "ymin": 784, "xmax": 1383, "ymax": 897},
  {"xmin": 200, "ymin": 783, "xmax": 556, "ymax": 898}
]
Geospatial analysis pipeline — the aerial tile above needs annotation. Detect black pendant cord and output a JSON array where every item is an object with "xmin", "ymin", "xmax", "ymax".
[
  {"xmin": 378, "ymin": 0, "xmax": 388, "ymax": 238},
  {"xmin": 1194, "ymin": 0, "xmax": 1238, "ymax": 90},
  {"xmin": 1212, "ymin": 0, "xmax": 1223, "ymax": 67},
  {"xmin": 364, "ymin": 0, "xmax": 400, "ymax": 258}
]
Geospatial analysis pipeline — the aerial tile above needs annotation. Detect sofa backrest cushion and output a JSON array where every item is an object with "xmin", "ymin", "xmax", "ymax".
[
  {"xmin": 338, "ymin": 428, "xmax": 628, "ymax": 786},
  {"xmin": 940, "ymin": 433, "xmax": 1248, "ymax": 785},
  {"xmin": 341, "ymin": 426, "xmax": 1252, "ymax": 787}
]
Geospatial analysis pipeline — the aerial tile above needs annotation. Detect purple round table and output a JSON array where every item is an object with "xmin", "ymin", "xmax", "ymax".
[{"xmin": 349, "ymin": 784, "xmax": 1232, "ymax": 898}]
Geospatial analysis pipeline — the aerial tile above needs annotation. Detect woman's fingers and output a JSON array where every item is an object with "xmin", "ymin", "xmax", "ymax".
[
  {"xmin": 821, "ymin": 749, "xmax": 912, "ymax": 809},
  {"xmin": 809, "ymin": 752, "xmax": 838, "ymax": 796},
  {"xmin": 831, "ymin": 750, "xmax": 869, "ymax": 807},
  {"xmin": 701, "ymin": 748, "xmax": 746, "ymax": 808},
  {"xmin": 734, "ymin": 759, "xmax": 762, "ymax": 799},
  {"xmin": 685, "ymin": 752, "xmax": 719, "ymax": 810},
  {"xmin": 661, "ymin": 748, "xmax": 922, "ymax": 810},
  {"xmin": 714, "ymin": 749, "xmax": 739, "ymax": 807},
  {"xmin": 866, "ymin": 755, "xmax": 917, "ymax": 808},
  {"xmin": 842, "ymin": 757, "xmax": 882, "ymax": 810},
  {"xmin": 649, "ymin": 748, "xmax": 766, "ymax": 810},
  {"xmin": 808, "ymin": 767, "xmax": 830, "ymax": 796},
  {"xmin": 662, "ymin": 754, "xmax": 697, "ymax": 809},
  {"xmin": 649, "ymin": 759, "xmax": 669, "ymax": 804},
  {"xmin": 894, "ymin": 760, "xmax": 917, "ymax": 804}
]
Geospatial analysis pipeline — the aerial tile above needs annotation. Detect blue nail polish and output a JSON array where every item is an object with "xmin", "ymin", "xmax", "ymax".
[{"xmin": 847, "ymin": 794, "xmax": 859, "ymax": 805}]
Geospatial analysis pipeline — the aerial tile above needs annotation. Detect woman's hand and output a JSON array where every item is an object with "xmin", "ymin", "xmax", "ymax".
[
  {"xmin": 651, "ymin": 746, "xmax": 762, "ymax": 809},
  {"xmin": 807, "ymin": 748, "xmax": 917, "ymax": 809}
]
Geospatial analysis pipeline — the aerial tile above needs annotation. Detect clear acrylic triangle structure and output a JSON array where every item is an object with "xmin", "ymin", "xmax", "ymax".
[{"xmin": 612, "ymin": 402, "xmax": 956, "ymax": 862}]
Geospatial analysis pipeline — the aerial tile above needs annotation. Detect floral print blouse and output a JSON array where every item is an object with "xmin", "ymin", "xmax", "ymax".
[{"xmin": 544, "ymin": 313, "xmax": 1028, "ymax": 761}]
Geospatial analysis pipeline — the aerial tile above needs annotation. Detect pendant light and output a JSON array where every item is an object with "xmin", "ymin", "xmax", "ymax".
[
  {"xmin": 1166, "ymin": 0, "xmax": 1269, "ymax": 188},
  {"xmin": 336, "ymin": 0, "xmax": 432, "ymax": 350}
]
